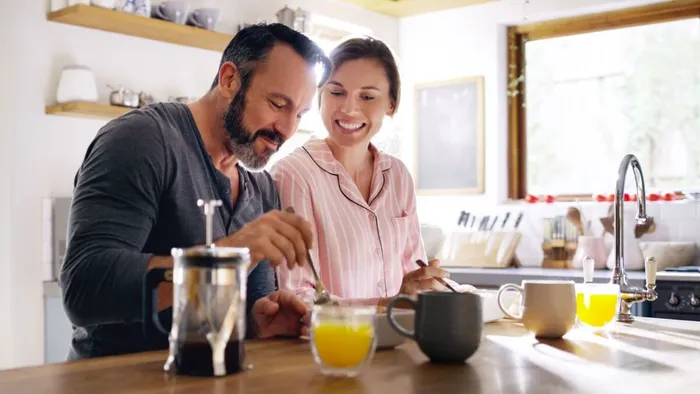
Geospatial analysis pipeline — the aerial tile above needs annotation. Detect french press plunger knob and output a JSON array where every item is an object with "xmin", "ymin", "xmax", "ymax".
[{"xmin": 197, "ymin": 199, "xmax": 222, "ymax": 246}]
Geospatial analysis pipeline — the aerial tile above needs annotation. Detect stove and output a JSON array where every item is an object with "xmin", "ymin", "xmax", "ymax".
[{"xmin": 640, "ymin": 267, "xmax": 700, "ymax": 322}]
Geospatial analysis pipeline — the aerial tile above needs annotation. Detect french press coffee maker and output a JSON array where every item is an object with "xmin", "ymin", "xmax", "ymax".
[{"xmin": 143, "ymin": 199, "xmax": 250, "ymax": 377}]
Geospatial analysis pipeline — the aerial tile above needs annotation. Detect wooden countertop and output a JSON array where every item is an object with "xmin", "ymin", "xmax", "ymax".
[{"xmin": 3, "ymin": 317, "xmax": 700, "ymax": 393}]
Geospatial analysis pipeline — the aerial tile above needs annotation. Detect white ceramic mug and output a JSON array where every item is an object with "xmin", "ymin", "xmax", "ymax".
[{"xmin": 497, "ymin": 280, "xmax": 576, "ymax": 338}]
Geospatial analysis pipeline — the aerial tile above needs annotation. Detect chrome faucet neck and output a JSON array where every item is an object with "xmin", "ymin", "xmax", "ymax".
[{"xmin": 611, "ymin": 154, "xmax": 656, "ymax": 323}]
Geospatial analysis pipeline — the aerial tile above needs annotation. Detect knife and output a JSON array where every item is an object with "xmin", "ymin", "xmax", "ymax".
[
  {"xmin": 462, "ymin": 212, "xmax": 471, "ymax": 227},
  {"xmin": 501, "ymin": 212, "xmax": 511, "ymax": 229},
  {"xmin": 489, "ymin": 216, "xmax": 499, "ymax": 231},
  {"xmin": 479, "ymin": 216, "xmax": 490, "ymax": 231},
  {"xmin": 457, "ymin": 211, "xmax": 467, "ymax": 226},
  {"xmin": 514, "ymin": 212, "xmax": 524, "ymax": 229}
]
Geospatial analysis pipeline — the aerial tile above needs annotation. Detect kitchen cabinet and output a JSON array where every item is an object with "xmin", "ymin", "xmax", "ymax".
[{"xmin": 43, "ymin": 283, "xmax": 72, "ymax": 364}]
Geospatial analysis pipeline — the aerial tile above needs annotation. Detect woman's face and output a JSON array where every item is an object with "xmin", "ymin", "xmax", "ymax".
[{"xmin": 320, "ymin": 58, "xmax": 394, "ymax": 148}]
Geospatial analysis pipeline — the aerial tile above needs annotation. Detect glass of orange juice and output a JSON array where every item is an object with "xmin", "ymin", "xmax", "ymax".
[
  {"xmin": 310, "ymin": 305, "xmax": 377, "ymax": 377},
  {"xmin": 575, "ymin": 283, "xmax": 621, "ymax": 330}
]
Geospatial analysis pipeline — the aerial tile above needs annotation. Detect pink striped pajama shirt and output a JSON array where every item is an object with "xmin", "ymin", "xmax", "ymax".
[{"xmin": 269, "ymin": 137, "xmax": 427, "ymax": 306}]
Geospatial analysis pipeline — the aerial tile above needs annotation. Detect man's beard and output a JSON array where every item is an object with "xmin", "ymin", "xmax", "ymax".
[{"xmin": 223, "ymin": 88, "xmax": 285, "ymax": 171}]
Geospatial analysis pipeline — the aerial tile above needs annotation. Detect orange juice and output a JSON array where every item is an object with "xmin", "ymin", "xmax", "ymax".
[
  {"xmin": 576, "ymin": 292, "xmax": 619, "ymax": 327},
  {"xmin": 313, "ymin": 323, "xmax": 374, "ymax": 368}
]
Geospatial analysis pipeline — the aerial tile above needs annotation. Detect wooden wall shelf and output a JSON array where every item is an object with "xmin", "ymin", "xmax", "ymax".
[
  {"xmin": 45, "ymin": 101, "xmax": 133, "ymax": 120},
  {"xmin": 47, "ymin": 5, "xmax": 233, "ymax": 52}
]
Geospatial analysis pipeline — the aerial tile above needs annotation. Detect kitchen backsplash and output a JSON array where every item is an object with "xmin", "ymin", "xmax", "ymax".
[{"xmin": 421, "ymin": 200, "xmax": 700, "ymax": 269}]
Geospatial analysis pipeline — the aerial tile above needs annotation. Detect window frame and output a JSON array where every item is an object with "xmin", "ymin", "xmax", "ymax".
[{"xmin": 506, "ymin": 0, "xmax": 700, "ymax": 201}]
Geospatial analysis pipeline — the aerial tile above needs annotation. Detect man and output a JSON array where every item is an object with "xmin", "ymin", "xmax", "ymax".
[{"xmin": 60, "ymin": 23, "xmax": 331, "ymax": 360}]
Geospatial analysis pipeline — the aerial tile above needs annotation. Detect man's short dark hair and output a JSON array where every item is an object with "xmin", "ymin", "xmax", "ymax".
[{"xmin": 211, "ymin": 23, "xmax": 331, "ymax": 91}]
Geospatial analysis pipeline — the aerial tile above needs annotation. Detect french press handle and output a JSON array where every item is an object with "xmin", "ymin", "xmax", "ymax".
[{"xmin": 142, "ymin": 267, "xmax": 173, "ymax": 341}]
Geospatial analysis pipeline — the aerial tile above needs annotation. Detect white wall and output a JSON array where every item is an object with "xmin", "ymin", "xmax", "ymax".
[
  {"xmin": 0, "ymin": 0, "xmax": 396, "ymax": 369},
  {"xmin": 398, "ymin": 0, "xmax": 668, "ymax": 228},
  {"xmin": 0, "ymin": 13, "xmax": 14, "ymax": 367}
]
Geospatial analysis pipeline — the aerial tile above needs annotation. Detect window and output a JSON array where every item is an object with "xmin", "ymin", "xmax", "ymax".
[{"xmin": 507, "ymin": 2, "xmax": 700, "ymax": 199}]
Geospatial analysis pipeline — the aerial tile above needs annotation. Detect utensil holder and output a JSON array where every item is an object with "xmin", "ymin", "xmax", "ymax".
[
  {"xmin": 541, "ymin": 216, "xmax": 579, "ymax": 269},
  {"xmin": 541, "ymin": 238, "xmax": 577, "ymax": 269}
]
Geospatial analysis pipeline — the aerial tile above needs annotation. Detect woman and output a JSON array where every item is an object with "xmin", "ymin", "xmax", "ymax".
[{"xmin": 270, "ymin": 37, "xmax": 454, "ymax": 306}]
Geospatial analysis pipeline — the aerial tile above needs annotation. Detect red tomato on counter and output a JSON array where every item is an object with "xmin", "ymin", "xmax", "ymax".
[
  {"xmin": 648, "ymin": 193, "xmax": 661, "ymax": 202},
  {"xmin": 525, "ymin": 194, "xmax": 539, "ymax": 203},
  {"xmin": 593, "ymin": 194, "xmax": 607, "ymax": 202},
  {"xmin": 663, "ymin": 192, "xmax": 675, "ymax": 201},
  {"xmin": 544, "ymin": 195, "xmax": 556, "ymax": 203},
  {"xmin": 607, "ymin": 194, "xmax": 615, "ymax": 202}
]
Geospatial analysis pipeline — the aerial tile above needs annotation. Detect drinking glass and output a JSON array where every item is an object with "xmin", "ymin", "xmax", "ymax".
[
  {"xmin": 310, "ymin": 305, "xmax": 377, "ymax": 377},
  {"xmin": 575, "ymin": 283, "xmax": 621, "ymax": 330}
]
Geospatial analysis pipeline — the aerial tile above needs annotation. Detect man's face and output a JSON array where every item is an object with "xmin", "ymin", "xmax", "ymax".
[{"xmin": 223, "ymin": 43, "xmax": 318, "ymax": 170}]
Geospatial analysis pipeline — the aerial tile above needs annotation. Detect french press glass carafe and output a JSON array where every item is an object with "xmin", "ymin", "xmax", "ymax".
[{"xmin": 143, "ymin": 199, "xmax": 250, "ymax": 377}]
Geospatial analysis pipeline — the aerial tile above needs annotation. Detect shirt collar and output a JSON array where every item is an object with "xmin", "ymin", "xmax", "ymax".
[{"xmin": 301, "ymin": 136, "xmax": 392, "ymax": 175}]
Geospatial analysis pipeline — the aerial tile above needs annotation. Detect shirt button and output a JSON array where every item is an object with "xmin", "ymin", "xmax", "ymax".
[
  {"xmin": 368, "ymin": 213, "xmax": 374, "ymax": 220},
  {"xmin": 375, "ymin": 248, "xmax": 381, "ymax": 255},
  {"xmin": 224, "ymin": 188, "xmax": 230, "ymax": 194}
]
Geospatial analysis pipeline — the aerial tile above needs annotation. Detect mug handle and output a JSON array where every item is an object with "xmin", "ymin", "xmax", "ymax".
[
  {"xmin": 386, "ymin": 296, "xmax": 417, "ymax": 339},
  {"xmin": 497, "ymin": 283, "xmax": 523, "ymax": 320},
  {"xmin": 188, "ymin": 10, "xmax": 204, "ymax": 28},
  {"xmin": 152, "ymin": 4, "xmax": 168, "ymax": 20},
  {"xmin": 142, "ymin": 267, "xmax": 172, "ymax": 341}
]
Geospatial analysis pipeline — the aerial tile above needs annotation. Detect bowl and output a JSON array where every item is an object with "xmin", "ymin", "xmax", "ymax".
[
  {"xmin": 477, "ymin": 289, "xmax": 520, "ymax": 322},
  {"xmin": 639, "ymin": 241, "xmax": 696, "ymax": 271},
  {"xmin": 374, "ymin": 309, "xmax": 414, "ymax": 350}
]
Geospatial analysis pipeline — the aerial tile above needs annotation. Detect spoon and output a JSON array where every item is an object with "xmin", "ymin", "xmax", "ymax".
[
  {"xmin": 415, "ymin": 259, "xmax": 459, "ymax": 293},
  {"xmin": 284, "ymin": 207, "xmax": 336, "ymax": 305}
]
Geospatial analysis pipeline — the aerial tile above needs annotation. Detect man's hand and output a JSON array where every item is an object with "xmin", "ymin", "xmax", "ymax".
[
  {"xmin": 398, "ymin": 258, "xmax": 449, "ymax": 295},
  {"xmin": 251, "ymin": 290, "xmax": 310, "ymax": 338},
  {"xmin": 216, "ymin": 210, "xmax": 313, "ymax": 269}
]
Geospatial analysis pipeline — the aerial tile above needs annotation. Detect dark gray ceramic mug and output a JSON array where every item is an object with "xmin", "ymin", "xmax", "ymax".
[{"xmin": 387, "ymin": 291, "xmax": 483, "ymax": 363}]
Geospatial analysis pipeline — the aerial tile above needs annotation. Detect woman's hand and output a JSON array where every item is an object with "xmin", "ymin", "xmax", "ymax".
[{"xmin": 398, "ymin": 259, "xmax": 450, "ymax": 295}]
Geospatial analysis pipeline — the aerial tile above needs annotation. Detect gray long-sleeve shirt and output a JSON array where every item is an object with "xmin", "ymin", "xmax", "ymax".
[{"xmin": 61, "ymin": 102, "xmax": 278, "ymax": 360}]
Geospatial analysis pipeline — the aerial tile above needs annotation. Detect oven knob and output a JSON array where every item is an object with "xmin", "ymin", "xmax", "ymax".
[
  {"xmin": 668, "ymin": 292, "xmax": 680, "ymax": 306},
  {"xmin": 690, "ymin": 294, "xmax": 700, "ymax": 307}
]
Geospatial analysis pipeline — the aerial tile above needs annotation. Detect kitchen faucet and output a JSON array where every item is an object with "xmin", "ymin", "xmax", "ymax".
[{"xmin": 611, "ymin": 154, "xmax": 658, "ymax": 323}]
